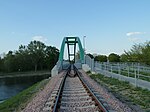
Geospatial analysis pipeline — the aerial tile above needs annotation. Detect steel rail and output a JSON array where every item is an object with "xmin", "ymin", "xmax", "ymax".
[
  {"xmin": 52, "ymin": 67, "xmax": 70, "ymax": 112},
  {"xmin": 75, "ymin": 67, "xmax": 109, "ymax": 112},
  {"xmin": 53, "ymin": 65, "xmax": 108, "ymax": 112}
]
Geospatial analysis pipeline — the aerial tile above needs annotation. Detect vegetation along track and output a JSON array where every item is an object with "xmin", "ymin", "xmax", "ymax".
[{"xmin": 44, "ymin": 65, "xmax": 109, "ymax": 112}]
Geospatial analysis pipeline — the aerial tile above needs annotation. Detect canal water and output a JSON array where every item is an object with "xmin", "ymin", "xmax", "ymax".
[{"xmin": 0, "ymin": 74, "xmax": 50, "ymax": 103}]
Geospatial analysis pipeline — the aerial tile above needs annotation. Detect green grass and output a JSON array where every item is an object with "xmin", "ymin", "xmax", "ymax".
[
  {"xmin": 89, "ymin": 73, "xmax": 150, "ymax": 111},
  {"xmin": 86, "ymin": 71, "xmax": 91, "ymax": 74},
  {"xmin": 0, "ymin": 79, "xmax": 49, "ymax": 112},
  {"xmin": 111, "ymin": 69, "xmax": 150, "ymax": 82},
  {"xmin": 139, "ymin": 71, "xmax": 150, "ymax": 76}
]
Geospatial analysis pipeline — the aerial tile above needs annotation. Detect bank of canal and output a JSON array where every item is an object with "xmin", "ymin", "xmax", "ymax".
[{"xmin": 0, "ymin": 71, "xmax": 50, "ymax": 102}]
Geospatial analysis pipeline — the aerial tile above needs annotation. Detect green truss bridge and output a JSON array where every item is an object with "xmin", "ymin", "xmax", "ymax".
[{"xmin": 51, "ymin": 36, "xmax": 92, "ymax": 76}]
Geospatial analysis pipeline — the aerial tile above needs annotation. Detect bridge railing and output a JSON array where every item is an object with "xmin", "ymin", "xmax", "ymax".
[
  {"xmin": 84, "ymin": 55, "xmax": 95, "ymax": 71},
  {"xmin": 81, "ymin": 55, "xmax": 150, "ymax": 89},
  {"xmin": 94, "ymin": 61, "xmax": 150, "ymax": 90}
]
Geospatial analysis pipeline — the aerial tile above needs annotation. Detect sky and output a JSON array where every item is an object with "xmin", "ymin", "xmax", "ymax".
[{"xmin": 0, "ymin": 0, "xmax": 150, "ymax": 56}]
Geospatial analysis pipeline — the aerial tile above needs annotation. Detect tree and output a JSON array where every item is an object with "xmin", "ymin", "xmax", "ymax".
[
  {"xmin": 3, "ymin": 51, "xmax": 16, "ymax": 72},
  {"xmin": 15, "ymin": 45, "xmax": 32, "ymax": 71},
  {"xmin": 108, "ymin": 53, "xmax": 120, "ymax": 62},
  {"xmin": 125, "ymin": 43, "xmax": 143, "ymax": 62},
  {"xmin": 27, "ymin": 41, "xmax": 46, "ymax": 72},
  {"xmin": 0, "ymin": 57, "xmax": 3, "ymax": 71},
  {"xmin": 45, "ymin": 46, "xmax": 59, "ymax": 70},
  {"xmin": 141, "ymin": 41, "xmax": 150, "ymax": 65},
  {"xmin": 120, "ymin": 53, "xmax": 129, "ymax": 62},
  {"xmin": 0, "ymin": 40, "xmax": 59, "ymax": 73},
  {"xmin": 94, "ymin": 55, "xmax": 107, "ymax": 62},
  {"xmin": 87, "ymin": 53, "xmax": 94, "ymax": 59},
  {"xmin": 123, "ymin": 41, "xmax": 150, "ymax": 65}
]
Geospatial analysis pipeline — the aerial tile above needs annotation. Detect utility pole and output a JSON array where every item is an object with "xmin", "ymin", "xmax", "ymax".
[
  {"xmin": 83, "ymin": 36, "xmax": 86, "ymax": 64},
  {"xmin": 83, "ymin": 36, "xmax": 86, "ymax": 53}
]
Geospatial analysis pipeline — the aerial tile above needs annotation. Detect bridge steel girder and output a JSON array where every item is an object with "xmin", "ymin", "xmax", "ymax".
[{"xmin": 59, "ymin": 37, "xmax": 84, "ymax": 63}]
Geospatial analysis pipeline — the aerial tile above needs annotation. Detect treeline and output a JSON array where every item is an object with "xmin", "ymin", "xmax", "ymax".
[
  {"xmin": 122, "ymin": 41, "xmax": 150, "ymax": 65},
  {"xmin": 88, "ymin": 41, "xmax": 150, "ymax": 65},
  {"xmin": 87, "ymin": 53, "xmax": 120, "ymax": 62},
  {"xmin": 0, "ymin": 40, "xmax": 59, "ymax": 72}
]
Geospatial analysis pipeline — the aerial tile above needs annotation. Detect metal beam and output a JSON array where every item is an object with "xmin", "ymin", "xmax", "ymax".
[{"xmin": 59, "ymin": 37, "xmax": 84, "ymax": 64}]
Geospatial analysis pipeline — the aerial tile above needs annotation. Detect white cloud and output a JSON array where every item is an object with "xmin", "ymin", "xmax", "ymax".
[
  {"xmin": 126, "ymin": 32, "xmax": 146, "ymax": 36},
  {"xmin": 32, "ymin": 36, "xmax": 47, "ymax": 42},
  {"xmin": 128, "ymin": 37, "xmax": 140, "ymax": 42}
]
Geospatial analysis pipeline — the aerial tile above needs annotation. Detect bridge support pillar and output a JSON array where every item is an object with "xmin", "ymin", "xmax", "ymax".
[{"xmin": 51, "ymin": 65, "xmax": 58, "ymax": 77}]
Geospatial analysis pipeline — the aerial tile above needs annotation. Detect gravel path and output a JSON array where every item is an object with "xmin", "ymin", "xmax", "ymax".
[
  {"xmin": 22, "ymin": 71, "xmax": 65, "ymax": 112},
  {"xmin": 79, "ymin": 70, "xmax": 134, "ymax": 112}
]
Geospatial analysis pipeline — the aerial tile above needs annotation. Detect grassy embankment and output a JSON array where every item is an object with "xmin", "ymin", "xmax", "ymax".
[
  {"xmin": 0, "ymin": 79, "xmax": 50, "ymax": 112},
  {"xmin": 88, "ymin": 72, "xmax": 150, "ymax": 112}
]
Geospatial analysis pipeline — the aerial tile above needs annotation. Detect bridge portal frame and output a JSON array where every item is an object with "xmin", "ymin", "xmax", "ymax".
[{"xmin": 59, "ymin": 37, "xmax": 84, "ymax": 64}]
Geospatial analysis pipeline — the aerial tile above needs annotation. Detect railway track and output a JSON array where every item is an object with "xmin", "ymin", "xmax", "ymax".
[{"xmin": 49, "ymin": 65, "xmax": 108, "ymax": 112}]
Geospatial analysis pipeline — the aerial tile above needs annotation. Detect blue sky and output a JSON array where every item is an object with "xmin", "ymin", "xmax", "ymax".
[{"xmin": 0, "ymin": 0, "xmax": 150, "ymax": 56}]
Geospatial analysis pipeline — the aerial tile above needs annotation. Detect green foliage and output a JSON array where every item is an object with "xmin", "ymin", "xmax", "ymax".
[
  {"xmin": 0, "ymin": 79, "xmax": 49, "ymax": 112},
  {"xmin": 45, "ymin": 46, "xmax": 59, "ymax": 70},
  {"xmin": 0, "ymin": 40, "xmax": 59, "ymax": 72},
  {"xmin": 86, "ymin": 70, "xmax": 91, "ymax": 74},
  {"xmin": 124, "ymin": 41, "xmax": 150, "ymax": 65},
  {"xmin": 0, "ymin": 57, "xmax": 4, "ymax": 71},
  {"xmin": 3, "ymin": 51, "xmax": 16, "ymax": 72},
  {"xmin": 94, "ymin": 55, "xmax": 107, "ymax": 62},
  {"xmin": 120, "ymin": 53, "xmax": 129, "ymax": 62},
  {"xmin": 27, "ymin": 41, "xmax": 46, "ymax": 71},
  {"xmin": 141, "ymin": 42, "xmax": 150, "ymax": 65},
  {"xmin": 108, "ymin": 53, "xmax": 120, "ymax": 62},
  {"xmin": 86, "ymin": 53, "xmax": 94, "ymax": 59}
]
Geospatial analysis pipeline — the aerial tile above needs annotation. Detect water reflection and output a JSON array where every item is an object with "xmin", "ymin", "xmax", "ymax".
[{"xmin": 0, "ymin": 74, "xmax": 50, "ymax": 102}]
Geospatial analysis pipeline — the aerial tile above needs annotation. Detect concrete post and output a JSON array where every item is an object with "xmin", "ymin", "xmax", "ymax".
[
  {"xmin": 138, "ymin": 63, "xmax": 140, "ymax": 79},
  {"xmin": 118, "ymin": 63, "xmax": 121, "ymax": 74},
  {"xmin": 128, "ymin": 66, "xmax": 129, "ymax": 77},
  {"xmin": 105, "ymin": 63, "xmax": 106, "ymax": 70},
  {"xmin": 134, "ymin": 69, "xmax": 137, "ymax": 87},
  {"xmin": 91, "ymin": 59, "xmax": 94, "ymax": 72},
  {"xmin": 111, "ymin": 65, "xmax": 112, "ymax": 73}
]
